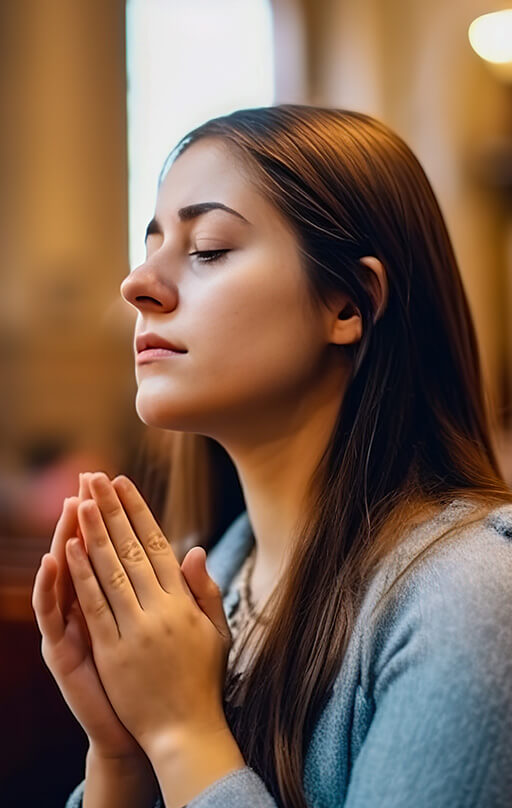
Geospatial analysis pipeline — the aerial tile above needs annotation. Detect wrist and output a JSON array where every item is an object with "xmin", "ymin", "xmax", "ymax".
[
  {"xmin": 87, "ymin": 742, "xmax": 154, "ymax": 774},
  {"xmin": 143, "ymin": 720, "xmax": 238, "ymax": 767},
  {"xmin": 144, "ymin": 724, "xmax": 245, "ymax": 808},
  {"xmin": 84, "ymin": 744, "xmax": 159, "ymax": 808}
]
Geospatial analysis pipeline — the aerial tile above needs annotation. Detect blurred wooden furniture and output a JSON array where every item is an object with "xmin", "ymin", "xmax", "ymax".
[{"xmin": 0, "ymin": 534, "xmax": 88, "ymax": 807}]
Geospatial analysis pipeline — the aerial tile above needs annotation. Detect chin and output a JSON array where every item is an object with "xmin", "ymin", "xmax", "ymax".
[{"xmin": 134, "ymin": 395, "xmax": 200, "ymax": 433}]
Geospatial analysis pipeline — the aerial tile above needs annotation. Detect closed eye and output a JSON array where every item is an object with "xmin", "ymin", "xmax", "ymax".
[{"xmin": 189, "ymin": 249, "xmax": 231, "ymax": 264}]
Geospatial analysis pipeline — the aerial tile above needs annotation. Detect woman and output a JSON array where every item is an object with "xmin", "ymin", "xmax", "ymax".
[{"xmin": 32, "ymin": 105, "xmax": 512, "ymax": 808}]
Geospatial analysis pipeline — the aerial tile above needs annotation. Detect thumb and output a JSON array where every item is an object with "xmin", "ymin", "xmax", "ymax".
[{"xmin": 181, "ymin": 547, "xmax": 231, "ymax": 644}]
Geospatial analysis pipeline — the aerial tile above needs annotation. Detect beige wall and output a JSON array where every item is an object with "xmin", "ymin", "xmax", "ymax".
[
  {"xmin": 292, "ymin": 0, "xmax": 512, "ymax": 417},
  {"xmin": 0, "ymin": 0, "xmax": 134, "ymax": 470}
]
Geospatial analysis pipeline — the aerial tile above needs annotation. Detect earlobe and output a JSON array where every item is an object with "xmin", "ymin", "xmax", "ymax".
[
  {"xmin": 333, "ymin": 305, "xmax": 363, "ymax": 345},
  {"xmin": 359, "ymin": 256, "xmax": 388, "ymax": 322}
]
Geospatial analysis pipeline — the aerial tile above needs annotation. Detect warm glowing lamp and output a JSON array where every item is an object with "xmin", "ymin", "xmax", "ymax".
[{"xmin": 468, "ymin": 10, "xmax": 512, "ymax": 82}]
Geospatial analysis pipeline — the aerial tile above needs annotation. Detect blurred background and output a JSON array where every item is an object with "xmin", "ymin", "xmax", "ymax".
[{"xmin": 0, "ymin": 0, "xmax": 510, "ymax": 804}]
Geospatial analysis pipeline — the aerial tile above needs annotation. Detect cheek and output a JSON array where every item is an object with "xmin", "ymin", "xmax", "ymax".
[{"xmin": 192, "ymin": 283, "xmax": 317, "ymax": 401}]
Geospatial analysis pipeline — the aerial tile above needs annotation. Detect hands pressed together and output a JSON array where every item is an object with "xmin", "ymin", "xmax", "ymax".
[{"xmin": 31, "ymin": 472, "xmax": 243, "ymax": 789}]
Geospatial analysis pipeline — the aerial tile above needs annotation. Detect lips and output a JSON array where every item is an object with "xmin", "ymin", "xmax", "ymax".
[{"xmin": 135, "ymin": 332, "xmax": 187, "ymax": 353}]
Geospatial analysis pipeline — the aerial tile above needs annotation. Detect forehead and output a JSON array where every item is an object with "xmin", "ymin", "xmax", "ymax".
[{"xmin": 155, "ymin": 138, "xmax": 267, "ymax": 226}]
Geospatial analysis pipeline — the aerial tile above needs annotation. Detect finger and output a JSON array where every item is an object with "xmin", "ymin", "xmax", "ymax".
[
  {"xmin": 78, "ymin": 472, "xmax": 88, "ymax": 500},
  {"xmin": 78, "ymin": 473, "xmax": 95, "ymax": 544},
  {"xmin": 65, "ymin": 536, "xmax": 119, "ymax": 645},
  {"xmin": 32, "ymin": 554, "xmax": 66, "ymax": 644},
  {"xmin": 49, "ymin": 498, "xmax": 74, "ymax": 556},
  {"xmin": 89, "ymin": 472, "xmax": 180, "ymax": 603},
  {"xmin": 111, "ymin": 474, "xmax": 184, "ymax": 594},
  {"xmin": 79, "ymin": 472, "xmax": 96, "ymax": 502},
  {"xmin": 49, "ymin": 498, "xmax": 81, "ymax": 616},
  {"xmin": 77, "ymin": 500, "xmax": 142, "ymax": 632}
]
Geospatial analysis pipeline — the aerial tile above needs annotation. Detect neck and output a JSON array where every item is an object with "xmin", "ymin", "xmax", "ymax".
[{"xmin": 218, "ymin": 355, "xmax": 348, "ymax": 591}]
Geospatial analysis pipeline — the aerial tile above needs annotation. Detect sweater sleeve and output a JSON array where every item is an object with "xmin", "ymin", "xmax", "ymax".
[
  {"xmin": 64, "ymin": 778, "xmax": 85, "ymax": 808},
  {"xmin": 63, "ymin": 767, "xmax": 276, "ymax": 808},
  {"xmin": 186, "ymin": 766, "xmax": 277, "ymax": 808},
  {"xmin": 343, "ymin": 533, "xmax": 512, "ymax": 808},
  {"xmin": 63, "ymin": 779, "xmax": 165, "ymax": 808}
]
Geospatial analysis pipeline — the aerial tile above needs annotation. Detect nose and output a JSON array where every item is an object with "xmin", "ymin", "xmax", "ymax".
[{"xmin": 119, "ymin": 261, "xmax": 179, "ymax": 314}]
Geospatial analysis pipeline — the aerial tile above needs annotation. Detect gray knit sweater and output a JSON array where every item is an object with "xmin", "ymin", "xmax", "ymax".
[{"xmin": 65, "ymin": 497, "xmax": 512, "ymax": 807}]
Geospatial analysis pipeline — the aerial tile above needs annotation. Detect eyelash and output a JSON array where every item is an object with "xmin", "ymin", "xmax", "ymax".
[{"xmin": 189, "ymin": 249, "xmax": 230, "ymax": 264}]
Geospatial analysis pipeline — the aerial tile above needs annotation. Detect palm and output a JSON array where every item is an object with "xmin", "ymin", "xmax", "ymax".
[
  {"xmin": 33, "ymin": 488, "xmax": 143, "ymax": 759},
  {"xmin": 57, "ymin": 600, "xmax": 141, "ymax": 754}
]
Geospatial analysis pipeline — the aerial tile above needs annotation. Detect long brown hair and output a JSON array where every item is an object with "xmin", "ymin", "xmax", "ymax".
[{"xmin": 153, "ymin": 105, "xmax": 512, "ymax": 808}]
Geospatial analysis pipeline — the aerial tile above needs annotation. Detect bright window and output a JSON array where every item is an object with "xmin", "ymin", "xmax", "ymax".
[{"xmin": 125, "ymin": 0, "xmax": 275, "ymax": 269}]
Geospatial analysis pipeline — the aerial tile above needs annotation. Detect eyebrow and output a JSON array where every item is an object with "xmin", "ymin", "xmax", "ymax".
[{"xmin": 144, "ymin": 202, "xmax": 251, "ymax": 244}]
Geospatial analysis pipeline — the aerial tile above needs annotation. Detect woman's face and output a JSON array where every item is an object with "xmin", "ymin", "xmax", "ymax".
[{"xmin": 120, "ymin": 138, "xmax": 347, "ymax": 441}]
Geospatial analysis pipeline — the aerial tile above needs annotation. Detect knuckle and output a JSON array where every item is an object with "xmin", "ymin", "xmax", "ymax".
[
  {"xmin": 116, "ymin": 648, "xmax": 131, "ymax": 668},
  {"xmin": 76, "ymin": 564, "xmax": 91, "ymax": 581},
  {"xmin": 78, "ymin": 501, "xmax": 95, "ymax": 521},
  {"xmin": 93, "ymin": 530, "xmax": 109, "ymax": 547},
  {"xmin": 131, "ymin": 500, "xmax": 147, "ymax": 518},
  {"xmin": 132, "ymin": 623, "xmax": 153, "ymax": 648},
  {"xmin": 161, "ymin": 619, "xmax": 175, "ymax": 638},
  {"xmin": 146, "ymin": 530, "xmax": 168, "ymax": 553},
  {"xmin": 139, "ymin": 632, "xmax": 153, "ymax": 650},
  {"xmin": 108, "ymin": 569, "xmax": 128, "ymax": 590},
  {"xmin": 91, "ymin": 597, "xmax": 110, "ymax": 618},
  {"xmin": 119, "ymin": 537, "xmax": 145, "ymax": 564},
  {"xmin": 185, "ymin": 608, "xmax": 200, "ymax": 629},
  {"xmin": 103, "ymin": 501, "xmax": 120, "ymax": 518}
]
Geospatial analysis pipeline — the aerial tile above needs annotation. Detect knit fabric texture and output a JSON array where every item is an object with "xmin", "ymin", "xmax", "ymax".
[{"xmin": 64, "ymin": 497, "xmax": 512, "ymax": 807}]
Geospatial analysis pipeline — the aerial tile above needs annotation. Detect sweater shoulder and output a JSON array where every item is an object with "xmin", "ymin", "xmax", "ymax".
[{"xmin": 356, "ymin": 499, "xmax": 512, "ymax": 695}]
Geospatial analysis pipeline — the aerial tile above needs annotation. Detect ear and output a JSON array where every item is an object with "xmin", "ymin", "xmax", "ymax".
[
  {"xmin": 328, "ymin": 256, "xmax": 388, "ymax": 347},
  {"xmin": 359, "ymin": 256, "xmax": 388, "ymax": 323},
  {"xmin": 330, "ymin": 298, "xmax": 363, "ymax": 346}
]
